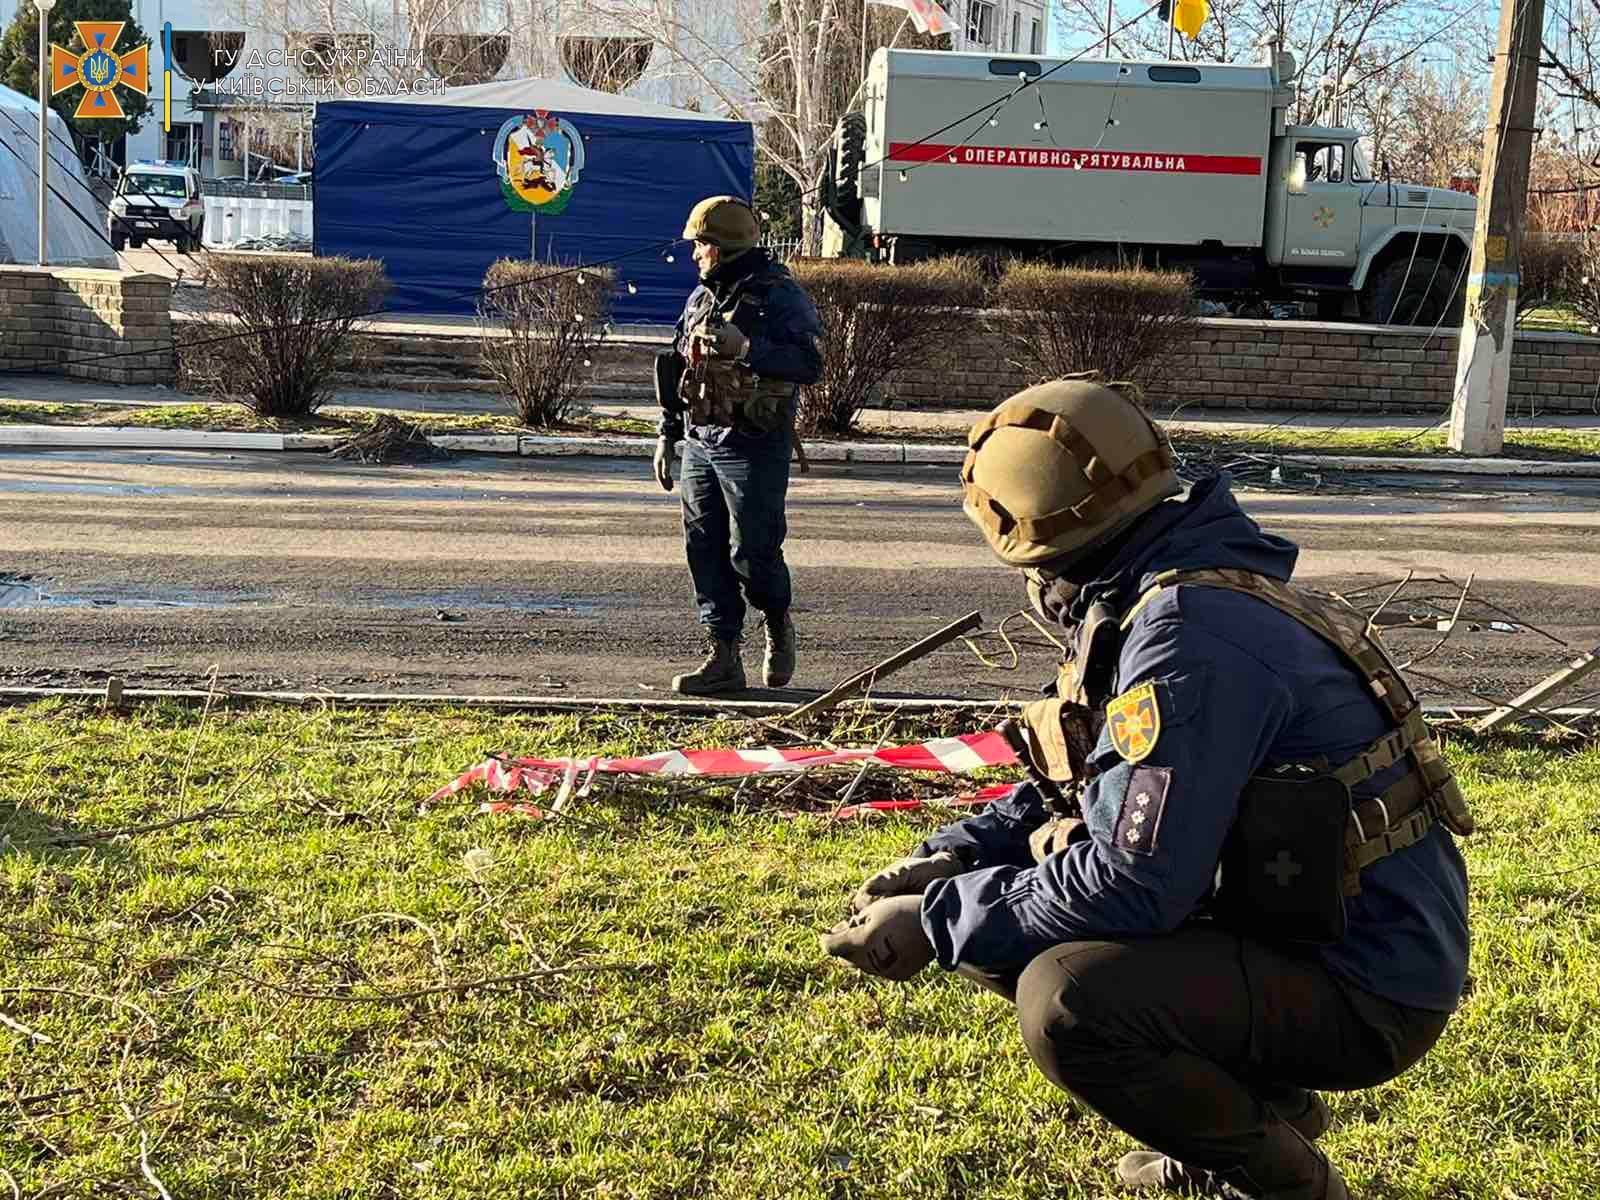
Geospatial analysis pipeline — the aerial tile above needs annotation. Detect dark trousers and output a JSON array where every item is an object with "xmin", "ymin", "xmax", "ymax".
[
  {"xmin": 680, "ymin": 428, "xmax": 792, "ymax": 642},
  {"xmin": 1007, "ymin": 930, "xmax": 1450, "ymax": 1196}
]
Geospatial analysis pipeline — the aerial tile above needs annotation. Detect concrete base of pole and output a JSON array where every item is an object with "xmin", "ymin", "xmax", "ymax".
[{"xmin": 1449, "ymin": 297, "xmax": 1519, "ymax": 455}]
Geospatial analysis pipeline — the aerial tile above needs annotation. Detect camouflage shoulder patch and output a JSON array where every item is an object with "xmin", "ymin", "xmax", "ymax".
[{"xmin": 1106, "ymin": 680, "xmax": 1161, "ymax": 763}]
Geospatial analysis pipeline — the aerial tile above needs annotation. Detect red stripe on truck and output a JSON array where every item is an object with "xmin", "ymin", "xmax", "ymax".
[{"xmin": 888, "ymin": 142, "xmax": 1262, "ymax": 176}]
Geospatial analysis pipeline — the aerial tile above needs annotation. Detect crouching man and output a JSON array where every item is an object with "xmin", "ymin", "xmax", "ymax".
[{"xmin": 823, "ymin": 378, "xmax": 1472, "ymax": 1199}]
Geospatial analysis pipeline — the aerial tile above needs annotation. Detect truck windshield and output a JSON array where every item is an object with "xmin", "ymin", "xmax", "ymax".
[{"xmin": 122, "ymin": 173, "xmax": 186, "ymax": 198}]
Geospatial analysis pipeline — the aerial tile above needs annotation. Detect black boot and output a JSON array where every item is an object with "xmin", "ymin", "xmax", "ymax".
[
  {"xmin": 672, "ymin": 637, "xmax": 745, "ymax": 695},
  {"xmin": 762, "ymin": 612, "xmax": 797, "ymax": 687}
]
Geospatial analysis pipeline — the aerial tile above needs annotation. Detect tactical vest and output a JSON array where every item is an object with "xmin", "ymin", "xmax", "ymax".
[
  {"xmin": 1021, "ymin": 567, "xmax": 1473, "ymax": 944},
  {"xmin": 678, "ymin": 269, "xmax": 796, "ymax": 433}
]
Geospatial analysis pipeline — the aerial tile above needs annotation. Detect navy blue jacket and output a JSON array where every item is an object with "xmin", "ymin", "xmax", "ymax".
[
  {"xmin": 659, "ymin": 249, "xmax": 823, "ymax": 444},
  {"xmin": 918, "ymin": 475, "xmax": 1470, "ymax": 1013}
]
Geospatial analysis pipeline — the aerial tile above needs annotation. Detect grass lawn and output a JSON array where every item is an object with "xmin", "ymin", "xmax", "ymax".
[
  {"xmin": 2, "ymin": 704, "xmax": 1596, "ymax": 1198},
  {"xmin": 0, "ymin": 401, "xmax": 655, "ymax": 439},
  {"xmin": 1167, "ymin": 423, "xmax": 1600, "ymax": 462}
]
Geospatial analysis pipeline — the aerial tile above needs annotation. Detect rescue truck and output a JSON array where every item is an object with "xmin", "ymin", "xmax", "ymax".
[{"xmin": 824, "ymin": 47, "xmax": 1476, "ymax": 323}]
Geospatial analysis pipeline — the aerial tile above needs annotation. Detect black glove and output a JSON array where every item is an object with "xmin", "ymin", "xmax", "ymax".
[
  {"xmin": 850, "ymin": 850, "xmax": 961, "ymax": 912},
  {"xmin": 821, "ymin": 894, "xmax": 934, "ymax": 981},
  {"xmin": 653, "ymin": 437, "xmax": 675, "ymax": 492}
]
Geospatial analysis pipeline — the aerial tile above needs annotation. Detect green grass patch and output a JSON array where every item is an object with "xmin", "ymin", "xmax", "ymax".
[
  {"xmin": 0, "ymin": 400, "xmax": 655, "ymax": 438},
  {"xmin": 1171, "ymin": 423, "xmax": 1600, "ymax": 462},
  {"xmin": 1, "ymin": 705, "xmax": 1596, "ymax": 1197},
  {"xmin": 1519, "ymin": 305, "xmax": 1594, "ymax": 335}
]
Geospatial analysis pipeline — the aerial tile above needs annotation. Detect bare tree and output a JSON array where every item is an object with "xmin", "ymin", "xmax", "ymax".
[
  {"xmin": 569, "ymin": 0, "xmax": 947, "ymax": 252},
  {"xmin": 1053, "ymin": 0, "xmax": 1480, "ymax": 128}
]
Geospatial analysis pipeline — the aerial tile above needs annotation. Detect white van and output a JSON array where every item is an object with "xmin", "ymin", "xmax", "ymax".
[{"xmin": 109, "ymin": 161, "xmax": 205, "ymax": 252}]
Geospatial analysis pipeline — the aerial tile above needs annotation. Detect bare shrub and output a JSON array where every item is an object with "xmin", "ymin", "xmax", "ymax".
[
  {"xmin": 787, "ymin": 257, "xmax": 989, "ymax": 436},
  {"xmin": 177, "ymin": 255, "xmax": 389, "ymax": 419},
  {"xmin": 478, "ymin": 260, "xmax": 615, "ymax": 428},
  {"xmin": 1516, "ymin": 235, "xmax": 1581, "ymax": 320},
  {"xmin": 1561, "ymin": 233, "xmax": 1600, "ymax": 336},
  {"xmin": 990, "ymin": 263, "xmax": 1200, "ymax": 392}
]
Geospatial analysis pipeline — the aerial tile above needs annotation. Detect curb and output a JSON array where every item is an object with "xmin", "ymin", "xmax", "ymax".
[
  {"xmin": 1, "ymin": 684, "xmax": 1586, "ymax": 722},
  {"xmin": 0, "ymin": 425, "xmax": 972, "ymax": 465},
  {"xmin": 1281, "ymin": 453, "xmax": 1600, "ymax": 478},
  {"xmin": 2, "ymin": 425, "xmax": 1597, "ymax": 477}
]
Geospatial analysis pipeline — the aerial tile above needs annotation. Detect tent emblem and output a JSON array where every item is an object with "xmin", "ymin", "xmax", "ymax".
[
  {"xmin": 494, "ymin": 111, "xmax": 586, "ymax": 215},
  {"xmin": 51, "ymin": 21, "xmax": 149, "ymax": 120}
]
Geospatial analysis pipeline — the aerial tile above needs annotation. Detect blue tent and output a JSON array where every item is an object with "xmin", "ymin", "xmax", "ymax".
[{"xmin": 313, "ymin": 78, "xmax": 754, "ymax": 324}]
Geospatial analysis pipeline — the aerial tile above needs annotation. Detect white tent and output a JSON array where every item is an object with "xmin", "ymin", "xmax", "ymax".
[
  {"xmin": 350, "ymin": 76, "xmax": 732, "ymax": 121},
  {"xmin": 0, "ymin": 83, "xmax": 117, "ymax": 267}
]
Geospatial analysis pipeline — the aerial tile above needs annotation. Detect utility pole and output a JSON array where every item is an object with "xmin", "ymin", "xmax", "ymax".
[
  {"xmin": 36, "ymin": 0, "xmax": 56, "ymax": 266},
  {"xmin": 1448, "ymin": 0, "xmax": 1546, "ymax": 454}
]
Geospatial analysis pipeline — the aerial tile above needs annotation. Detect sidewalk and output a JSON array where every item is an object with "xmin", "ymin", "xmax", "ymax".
[{"xmin": 7, "ymin": 374, "xmax": 1600, "ymax": 437}]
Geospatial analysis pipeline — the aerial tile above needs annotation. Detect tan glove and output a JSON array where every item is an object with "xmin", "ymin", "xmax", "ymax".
[
  {"xmin": 1028, "ymin": 816, "xmax": 1089, "ymax": 864},
  {"xmin": 851, "ymin": 849, "xmax": 962, "ymax": 912},
  {"xmin": 652, "ymin": 437, "xmax": 675, "ymax": 492},
  {"xmin": 821, "ymin": 895, "xmax": 934, "ymax": 981},
  {"xmin": 695, "ymin": 322, "xmax": 750, "ymax": 361}
]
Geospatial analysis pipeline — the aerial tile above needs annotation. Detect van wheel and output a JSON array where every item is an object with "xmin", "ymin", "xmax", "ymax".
[{"xmin": 1361, "ymin": 257, "xmax": 1464, "ymax": 327}]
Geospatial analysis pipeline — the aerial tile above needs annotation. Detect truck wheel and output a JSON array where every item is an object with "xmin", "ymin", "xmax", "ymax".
[
  {"xmin": 110, "ymin": 230, "xmax": 126, "ymax": 251},
  {"xmin": 129, "ymin": 234, "xmax": 144, "ymax": 249},
  {"xmin": 833, "ymin": 112, "xmax": 867, "ymax": 212},
  {"xmin": 1361, "ymin": 257, "xmax": 1464, "ymax": 327}
]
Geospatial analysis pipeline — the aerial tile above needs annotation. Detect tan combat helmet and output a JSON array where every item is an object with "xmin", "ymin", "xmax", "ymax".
[
  {"xmin": 682, "ymin": 196, "xmax": 761, "ymax": 254},
  {"xmin": 962, "ymin": 377, "xmax": 1181, "ymax": 568}
]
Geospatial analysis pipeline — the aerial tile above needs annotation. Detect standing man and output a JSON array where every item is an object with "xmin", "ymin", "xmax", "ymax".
[
  {"xmin": 652, "ymin": 196, "xmax": 823, "ymax": 695},
  {"xmin": 823, "ymin": 379, "xmax": 1472, "ymax": 1199}
]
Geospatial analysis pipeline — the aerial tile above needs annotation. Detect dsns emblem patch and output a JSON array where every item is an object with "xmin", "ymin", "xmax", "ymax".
[{"xmin": 1106, "ymin": 681, "xmax": 1161, "ymax": 763}]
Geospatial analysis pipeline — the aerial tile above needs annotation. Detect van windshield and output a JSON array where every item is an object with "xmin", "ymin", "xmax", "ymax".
[{"xmin": 122, "ymin": 173, "xmax": 187, "ymax": 198}]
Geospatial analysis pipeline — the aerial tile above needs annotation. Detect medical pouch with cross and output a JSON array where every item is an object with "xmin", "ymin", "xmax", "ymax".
[{"xmin": 1213, "ymin": 764, "xmax": 1353, "ymax": 945}]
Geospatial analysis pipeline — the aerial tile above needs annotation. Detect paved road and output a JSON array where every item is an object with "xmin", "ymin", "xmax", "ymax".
[{"xmin": 1, "ymin": 449, "xmax": 1597, "ymax": 706}]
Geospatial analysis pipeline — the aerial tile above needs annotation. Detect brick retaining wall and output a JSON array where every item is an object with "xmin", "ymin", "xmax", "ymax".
[
  {"xmin": 885, "ymin": 319, "xmax": 1600, "ymax": 416},
  {"xmin": 0, "ymin": 266, "xmax": 174, "ymax": 385}
]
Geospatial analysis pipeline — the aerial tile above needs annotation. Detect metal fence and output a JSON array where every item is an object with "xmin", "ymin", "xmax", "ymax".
[{"xmin": 761, "ymin": 237, "xmax": 803, "ymax": 262}]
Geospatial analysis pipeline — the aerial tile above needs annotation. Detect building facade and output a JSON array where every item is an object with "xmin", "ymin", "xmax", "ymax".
[{"xmin": 0, "ymin": 0, "xmax": 1056, "ymax": 179}]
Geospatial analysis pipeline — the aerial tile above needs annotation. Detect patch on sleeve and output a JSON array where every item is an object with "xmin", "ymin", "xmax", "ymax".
[
  {"xmin": 1105, "ymin": 680, "xmax": 1162, "ymax": 763},
  {"xmin": 1114, "ymin": 766, "xmax": 1172, "ymax": 856}
]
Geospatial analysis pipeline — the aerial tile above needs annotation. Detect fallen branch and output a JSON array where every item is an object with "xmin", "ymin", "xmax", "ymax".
[
  {"xmin": 139, "ymin": 1132, "xmax": 174, "ymax": 1200},
  {"xmin": 1400, "ymin": 573, "xmax": 1475, "ymax": 670},
  {"xmin": 0, "ymin": 1008, "xmax": 50, "ymax": 1043},
  {"xmin": 786, "ymin": 611, "xmax": 983, "ymax": 724},
  {"xmin": 38, "ymin": 806, "xmax": 242, "ymax": 848},
  {"xmin": 203, "ymin": 960, "xmax": 645, "ymax": 1005},
  {"xmin": 329, "ymin": 414, "xmax": 450, "ymax": 464}
]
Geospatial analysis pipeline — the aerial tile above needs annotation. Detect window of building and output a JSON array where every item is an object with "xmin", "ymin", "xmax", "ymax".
[
  {"xmin": 967, "ymin": 0, "xmax": 996, "ymax": 46},
  {"xmin": 1030, "ymin": 18, "xmax": 1043, "ymax": 53},
  {"xmin": 1011, "ymin": 12, "xmax": 1020, "ymax": 50}
]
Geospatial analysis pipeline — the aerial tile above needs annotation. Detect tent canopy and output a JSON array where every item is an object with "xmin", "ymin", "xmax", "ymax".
[
  {"xmin": 0, "ymin": 84, "xmax": 117, "ymax": 267},
  {"xmin": 313, "ymin": 77, "xmax": 754, "ymax": 322}
]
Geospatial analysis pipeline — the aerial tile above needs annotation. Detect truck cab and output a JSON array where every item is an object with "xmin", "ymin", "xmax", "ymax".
[
  {"xmin": 1266, "ymin": 127, "xmax": 1475, "ymax": 321},
  {"xmin": 109, "ymin": 161, "xmax": 206, "ymax": 253}
]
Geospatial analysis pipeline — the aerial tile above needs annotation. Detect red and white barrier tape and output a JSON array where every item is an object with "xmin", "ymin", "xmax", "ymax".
[{"xmin": 431, "ymin": 731, "xmax": 1021, "ymax": 820}]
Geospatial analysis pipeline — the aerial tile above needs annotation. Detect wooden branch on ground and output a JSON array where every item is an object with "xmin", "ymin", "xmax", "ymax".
[
  {"xmin": 1477, "ymin": 645, "xmax": 1600, "ymax": 732},
  {"xmin": 38, "ymin": 807, "xmax": 242, "ymax": 848},
  {"xmin": 785, "ymin": 611, "xmax": 983, "ymax": 724}
]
